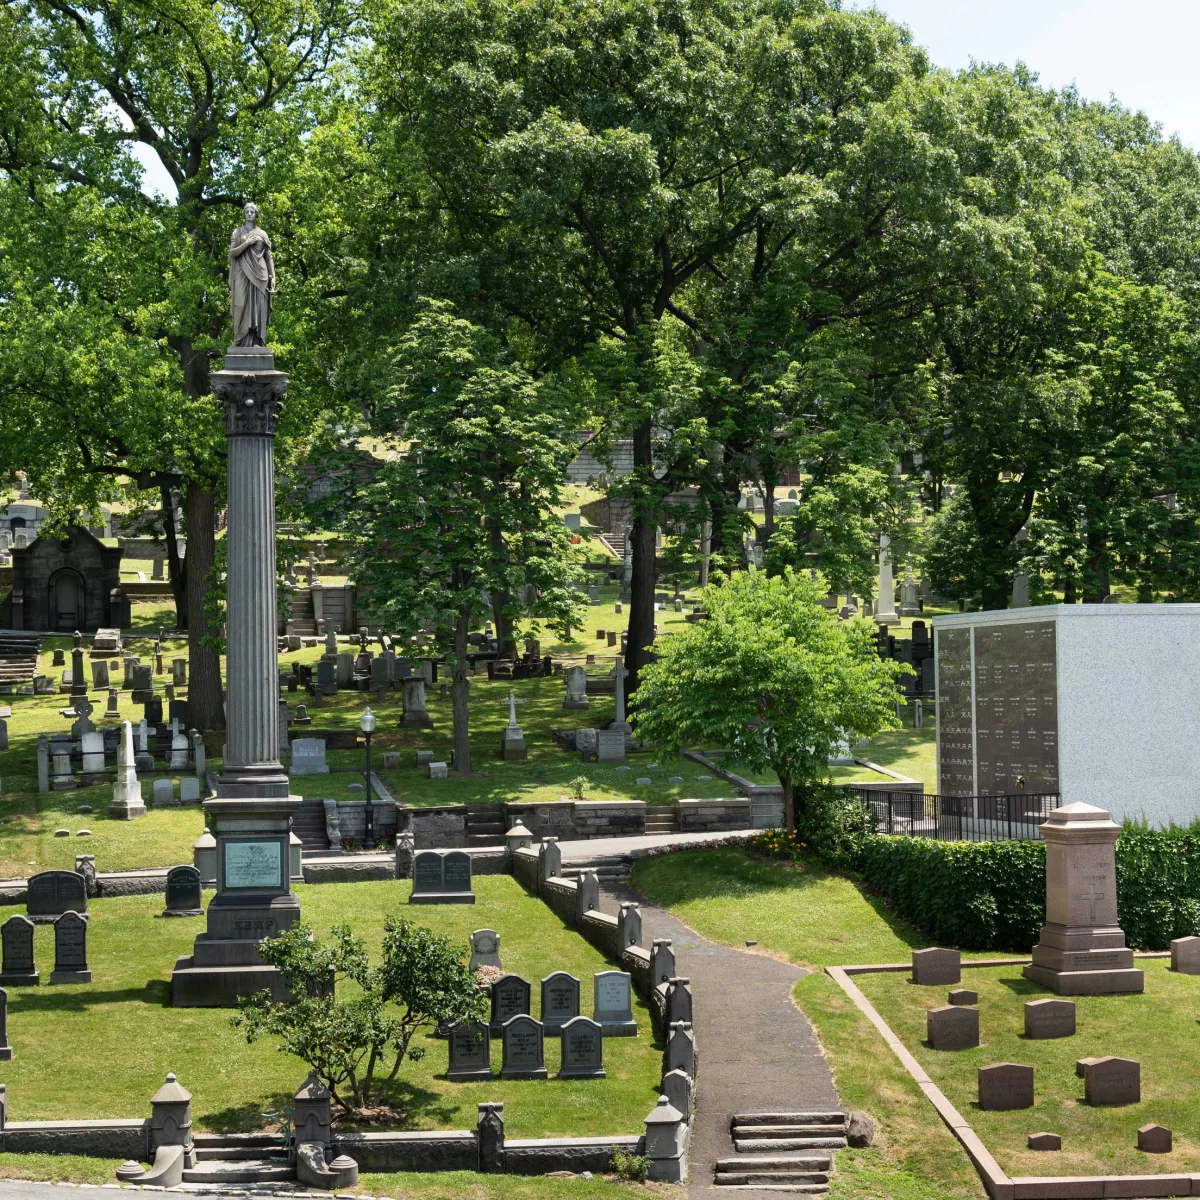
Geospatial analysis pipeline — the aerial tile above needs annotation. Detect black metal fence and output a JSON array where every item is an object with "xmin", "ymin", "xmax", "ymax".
[{"xmin": 847, "ymin": 788, "xmax": 1059, "ymax": 843}]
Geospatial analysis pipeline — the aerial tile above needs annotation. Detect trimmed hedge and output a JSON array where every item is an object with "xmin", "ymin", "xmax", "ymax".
[{"xmin": 804, "ymin": 793, "xmax": 1200, "ymax": 953}]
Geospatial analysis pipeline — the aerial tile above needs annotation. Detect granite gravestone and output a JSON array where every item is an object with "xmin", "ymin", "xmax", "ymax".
[
  {"xmin": 977, "ymin": 1063, "xmax": 1034, "ymax": 1111},
  {"xmin": 50, "ymin": 910, "xmax": 91, "ymax": 983},
  {"xmin": 1024, "ymin": 998, "xmax": 1076, "ymax": 1039},
  {"xmin": 558, "ymin": 1016, "xmax": 605, "ymax": 1079},
  {"xmin": 926, "ymin": 1005, "xmax": 979, "ymax": 1051},
  {"xmin": 469, "ymin": 929, "xmax": 501, "ymax": 973},
  {"xmin": 1170, "ymin": 936, "xmax": 1200, "ymax": 974},
  {"xmin": 446, "ymin": 1021, "xmax": 492, "ymax": 1081},
  {"xmin": 290, "ymin": 738, "xmax": 329, "ymax": 776},
  {"xmin": 500, "ymin": 1015, "xmax": 547, "ymax": 1079},
  {"xmin": 1024, "ymin": 803, "xmax": 1143, "ymax": 995},
  {"xmin": 540, "ymin": 971, "xmax": 580, "ymax": 1033},
  {"xmin": 163, "ymin": 866, "xmax": 204, "ymax": 917},
  {"xmin": 490, "ymin": 974, "xmax": 531, "ymax": 1035},
  {"xmin": 1138, "ymin": 1124, "xmax": 1171, "ymax": 1154},
  {"xmin": 26, "ymin": 871, "xmax": 87, "ymax": 924},
  {"xmin": 410, "ymin": 850, "xmax": 475, "ymax": 905},
  {"xmin": 593, "ymin": 970, "xmax": 637, "ymax": 1036},
  {"xmin": 948, "ymin": 989, "xmax": 978, "ymax": 1006},
  {"xmin": 1084, "ymin": 1057, "xmax": 1140, "ymax": 1106},
  {"xmin": 911, "ymin": 948, "xmax": 961, "ymax": 986},
  {"xmin": 1027, "ymin": 1132, "xmax": 1061, "ymax": 1152},
  {"xmin": 0, "ymin": 915, "xmax": 38, "ymax": 985}
]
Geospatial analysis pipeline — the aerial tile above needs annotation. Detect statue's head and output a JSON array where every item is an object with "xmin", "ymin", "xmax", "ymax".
[{"xmin": 243, "ymin": 201, "xmax": 259, "ymax": 224}]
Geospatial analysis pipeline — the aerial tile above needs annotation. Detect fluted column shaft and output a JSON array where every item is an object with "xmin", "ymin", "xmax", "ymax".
[{"xmin": 211, "ymin": 363, "xmax": 289, "ymax": 798}]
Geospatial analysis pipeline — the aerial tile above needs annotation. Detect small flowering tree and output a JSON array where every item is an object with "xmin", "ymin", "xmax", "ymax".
[{"xmin": 235, "ymin": 918, "xmax": 487, "ymax": 1114}]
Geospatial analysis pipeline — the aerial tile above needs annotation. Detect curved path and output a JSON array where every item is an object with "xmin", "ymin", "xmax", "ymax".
[{"xmin": 598, "ymin": 882, "xmax": 841, "ymax": 1199}]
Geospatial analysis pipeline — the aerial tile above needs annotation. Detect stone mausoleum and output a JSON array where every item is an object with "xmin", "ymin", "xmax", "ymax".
[
  {"xmin": 1, "ymin": 525, "xmax": 126, "ymax": 632},
  {"xmin": 934, "ymin": 604, "xmax": 1200, "ymax": 826}
]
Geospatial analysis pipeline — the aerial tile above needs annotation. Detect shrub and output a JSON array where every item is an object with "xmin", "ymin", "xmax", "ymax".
[
  {"xmin": 795, "ymin": 783, "xmax": 874, "ymax": 869},
  {"xmin": 610, "ymin": 1150, "xmax": 649, "ymax": 1182}
]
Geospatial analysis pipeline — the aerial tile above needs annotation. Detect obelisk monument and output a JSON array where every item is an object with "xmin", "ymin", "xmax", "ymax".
[{"xmin": 173, "ymin": 203, "xmax": 301, "ymax": 1006}]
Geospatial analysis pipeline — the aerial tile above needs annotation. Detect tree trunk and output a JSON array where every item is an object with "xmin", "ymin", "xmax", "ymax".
[
  {"xmin": 160, "ymin": 484, "xmax": 188, "ymax": 629},
  {"xmin": 487, "ymin": 518, "xmax": 514, "ymax": 652},
  {"xmin": 760, "ymin": 462, "xmax": 777, "ymax": 549},
  {"xmin": 781, "ymin": 774, "xmax": 795, "ymax": 834},
  {"xmin": 625, "ymin": 420, "xmax": 657, "ymax": 698},
  {"xmin": 451, "ymin": 606, "xmax": 472, "ymax": 775},
  {"xmin": 186, "ymin": 482, "xmax": 225, "ymax": 731}
]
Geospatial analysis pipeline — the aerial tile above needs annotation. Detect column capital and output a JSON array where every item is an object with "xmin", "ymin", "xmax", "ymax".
[{"xmin": 211, "ymin": 370, "xmax": 287, "ymax": 438}]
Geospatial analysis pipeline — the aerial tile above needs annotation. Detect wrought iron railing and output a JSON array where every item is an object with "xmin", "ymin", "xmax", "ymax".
[{"xmin": 847, "ymin": 788, "xmax": 1059, "ymax": 843}]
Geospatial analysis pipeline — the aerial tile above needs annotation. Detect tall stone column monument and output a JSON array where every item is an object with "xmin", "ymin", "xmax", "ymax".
[
  {"xmin": 173, "ymin": 203, "xmax": 300, "ymax": 1007},
  {"xmin": 1023, "ymin": 802, "xmax": 1143, "ymax": 995}
]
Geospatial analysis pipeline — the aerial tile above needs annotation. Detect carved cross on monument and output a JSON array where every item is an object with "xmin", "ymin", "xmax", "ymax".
[
  {"xmin": 1082, "ymin": 883, "xmax": 1105, "ymax": 925},
  {"xmin": 507, "ymin": 690, "xmax": 518, "ymax": 728}
]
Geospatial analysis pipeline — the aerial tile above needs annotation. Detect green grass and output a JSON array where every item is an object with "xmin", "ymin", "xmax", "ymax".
[
  {"xmin": 356, "ymin": 1170, "xmax": 663, "ymax": 1198},
  {"xmin": 631, "ymin": 848, "xmax": 987, "ymax": 1199},
  {"xmin": 4, "ymin": 875, "xmax": 662, "ymax": 1140},
  {"xmin": 828, "ymin": 722, "xmax": 937, "ymax": 787},
  {"xmin": 859, "ymin": 959, "xmax": 1200, "ymax": 1179}
]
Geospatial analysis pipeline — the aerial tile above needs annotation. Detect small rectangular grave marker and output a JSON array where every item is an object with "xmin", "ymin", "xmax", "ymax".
[
  {"xmin": 911, "ymin": 947, "xmax": 960, "ymax": 986},
  {"xmin": 1170, "ymin": 936, "xmax": 1200, "ymax": 975},
  {"xmin": 926, "ymin": 1005, "xmax": 979, "ymax": 1051},
  {"xmin": 593, "ymin": 970, "xmax": 637, "ymax": 1037},
  {"xmin": 1084, "ymin": 1056, "xmax": 1140, "ymax": 1106},
  {"xmin": 1024, "ymin": 998, "xmax": 1075, "ymax": 1039},
  {"xmin": 446, "ymin": 1021, "xmax": 492, "ymax": 1081},
  {"xmin": 163, "ymin": 866, "xmax": 203, "ymax": 917},
  {"xmin": 978, "ymin": 1063, "xmax": 1034, "ymax": 1111},
  {"xmin": 50, "ymin": 910, "xmax": 91, "ymax": 984},
  {"xmin": 948, "ymin": 989, "xmax": 977, "ymax": 1006},
  {"xmin": 1027, "ymin": 1132, "xmax": 1061, "ymax": 1151},
  {"xmin": 1138, "ymin": 1123, "xmax": 1171, "ymax": 1154},
  {"xmin": 26, "ymin": 870, "xmax": 87, "ymax": 924},
  {"xmin": 558, "ymin": 1015, "xmax": 605, "ymax": 1079},
  {"xmin": 540, "ymin": 971, "xmax": 580, "ymax": 1033},
  {"xmin": 500, "ymin": 1015, "xmax": 547, "ymax": 1079},
  {"xmin": 0, "ymin": 915, "xmax": 38, "ymax": 985}
]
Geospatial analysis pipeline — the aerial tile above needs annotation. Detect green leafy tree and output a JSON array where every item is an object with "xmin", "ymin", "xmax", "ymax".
[
  {"xmin": 0, "ymin": 0, "xmax": 355, "ymax": 726},
  {"xmin": 235, "ymin": 919, "xmax": 487, "ymax": 1113},
  {"xmin": 632, "ymin": 568, "xmax": 904, "ymax": 831},
  {"xmin": 315, "ymin": 300, "xmax": 583, "ymax": 773}
]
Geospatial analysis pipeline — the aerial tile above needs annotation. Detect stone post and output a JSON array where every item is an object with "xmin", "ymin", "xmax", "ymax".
[
  {"xmin": 149, "ymin": 1073, "xmax": 195, "ymax": 1164},
  {"xmin": 293, "ymin": 1071, "xmax": 332, "ymax": 1146},
  {"xmin": 477, "ymin": 1101, "xmax": 505, "ymax": 1173},
  {"xmin": 644, "ymin": 1095, "xmax": 687, "ymax": 1182}
]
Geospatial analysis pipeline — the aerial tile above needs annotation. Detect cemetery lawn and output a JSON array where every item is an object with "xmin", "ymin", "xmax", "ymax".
[
  {"xmin": 5, "ymin": 876, "xmax": 663, "ymax": 1141},
  {"xmin": 826, "ymin": 721, "xmax": 937, "ymax": 787},
  {"xmin": 858, "ymin": 958, "xmax": 1200, "ymax": 1179}
]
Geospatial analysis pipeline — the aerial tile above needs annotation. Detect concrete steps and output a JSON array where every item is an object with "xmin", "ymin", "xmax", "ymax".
[
  {"xmin": 291, "ymin": 799, "xmax": 330, "ymax": 853},
  {"xmin": 714, "ymin": 1112, "xmax": 848, "ymax": 1192},
  {"xmin": 185, "ymin": 1133, "xmax": 294, "ymax": 1184},
  {"xmin": 465, "ymin": 803, "xmax": 506, "ymax": 846},
  {"xmin": 560, "ymin": 857, "xmax": 631, "ymax": 882},
  {"xmin": 0, "ymin": 632, "xmax": 42, "ymax": 684},
  {"xmin": 645, "ymin": 805, "xmax": 679, "ymax": 834}
]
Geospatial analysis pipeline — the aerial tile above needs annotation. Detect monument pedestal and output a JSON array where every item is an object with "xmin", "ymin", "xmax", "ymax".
[{"xmin": 1023, "ymin": 803, "xmax": 1143, "ymax": 996}]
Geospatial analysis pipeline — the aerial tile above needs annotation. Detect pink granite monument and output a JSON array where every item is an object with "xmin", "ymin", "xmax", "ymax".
[{"xmin": 1023, "ymin": 802, "xmax": 1143, "ymax": 995}]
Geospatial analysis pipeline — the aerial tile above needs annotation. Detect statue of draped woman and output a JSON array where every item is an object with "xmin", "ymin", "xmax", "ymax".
[{"xmin": 228, "ymin": 201, "xmax": 276, "ymax": 347}]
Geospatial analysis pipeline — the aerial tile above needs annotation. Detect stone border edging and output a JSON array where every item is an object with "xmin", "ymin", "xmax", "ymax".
[{"xmin": 825, "ymin": 956, "xmax": 1186, "ymax": 1200}]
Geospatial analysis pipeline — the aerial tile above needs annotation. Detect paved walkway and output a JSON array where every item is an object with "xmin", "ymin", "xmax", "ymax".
[
  {"xmin": 596, "ymin": 882, "xmax": 841, "ymax": 1199},
  {"xmin": 557, "ymin": 828, "xmax": 754, "ymax": 862}
]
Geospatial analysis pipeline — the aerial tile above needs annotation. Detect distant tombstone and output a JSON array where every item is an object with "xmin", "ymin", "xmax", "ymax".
[
  {"xmin": 79, "ymin": 731, "xmax": 106, "ymax": 780},
  {"xmin": 144, "ymin": 696, "xmax": 163, "ymax": 726},
  {"xmin": 500, "ymin": 1015, "xmax": 547, "ymax": 1079},
  {"xmin": 290, "ymin": 738, "xmax": 329, "ymax": 776},
  {"xmin": 562, "ymin": 665, "xmax": 590, "ymax": 710},
  {"xmin": 53, "ymin": 648, "xmax": 65, "ymax": 668},
  {"xmin": 1027, "ymin": 1132, "xmax": 1061, "ymax": 1152},
  {"xmin": 131, "ymin": 664, "xmax": 154, "ymax": 702},
  {"xmin": 163, "ymin": 866, "xmax": 203, "ymax": 917},
  {"xmin": 596, "ymin": 729, "xmax": 626, "ymax": 764},
  {"xmin": 1084, "ymin": 1057, "xmax": 1140, "ymax": 1106},
  {"xmin": 593, "ymin": 970, "xmax": 636, "ymax": 1036},
  {"xmin": 37, "ymin": 735, "xmax": 49, "ymax": 794},
  {"xmin": 1138, "ymin": 1124, "xmax": 1172, "ymax": 1154},
  {"xmin": 0, "ymin": 915, "xmax": 39, "ymax": 985},
  {"xmin": 469, "ymin": 929, "xmax": 502, "ymax": 973},
  {"xmin": 490, "ymin": 974, "xmax": 532, "ymax": 1034},
  {"xmin": 0, "ymin": 988, "xmax": 12, "ymax": 1059},
  {"xmin": 50, "ymin": 911, "xmax": 91, "ymax": 984},
  {"xmin": 105, "ymin": 688, "xmax": 119, "ymax": 717},
  {"xmin": 26, "ymin": 870, "xmax": 87, "ymax": 924},
  {"xmin": 91, "ymin": 660, "xmax": 109, "ymax": 689},
  {"xmin": 1171, "ymin": 936, "xmax": 1200, "ymax": 974},
  {"xmin": 948, "ymin": 989, "xmax": 977, "ymax": 1006},
  {"xmin": 171, "ymin": 658, "xmax": 187, "ymax": 687},
  {"xmin": 401, "ymin": 677, "xmax": 432, "ymax": 727},
  {"xmin": 926, "ymin": 1005, "xmax": 979, "ymax": 1051},
  {"xmin": 575, "ymin": 727, "xmax": 598, "ymax": 758},
  {"xmin": 977, "ymin": 1063, "xmax": 1034, "ymax": 1111},
  {"xmin": 556, "ymin": 1014, "xmax": 605, "ymax": 1079},
  {"xmin": 1024, "ymin": 998, "xmax": 1076, "ymax": 1039},
  {"xmin": 179, "ymin": 777, "xmax": 201, "ymax": 803},
  {"xmin": 317, "ymin": 659, "xmax": 337, "ymax": 695},
  {"xmin": 446, "ymin": 1021, "xmax": 492, "ymax": 1081},
  {"xmin": 540, "ymin": 971, "xmax": 580, "ymax": 1033},
  {"xmin": 336, "ymin": 653, "xmax": 355, "ymax": 688},
  {"xmin": 153, "ymin": 778, "xmax": 175, "ymax": 806},
  {"xmin": 911, "ymin": 947, "xmax": 960, "ymax": 986}
]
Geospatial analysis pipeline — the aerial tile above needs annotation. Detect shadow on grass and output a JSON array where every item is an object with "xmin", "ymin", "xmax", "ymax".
[
  {"xmin": 10, "ymin": 980, "xmax": 172, "ymax": 1011},
  {"xmin": 996, "ymin": 974, "xmax": 1041, "ymax": 996},
  {"xmin": 199, "ymin": 1093, "xmax": 297, "ymax": 1134}
]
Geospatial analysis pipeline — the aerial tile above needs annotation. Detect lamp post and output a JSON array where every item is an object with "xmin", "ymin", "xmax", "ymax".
[{"xmin": 361, "ymin": 706, "xmax": 377, "ymax": 850}]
